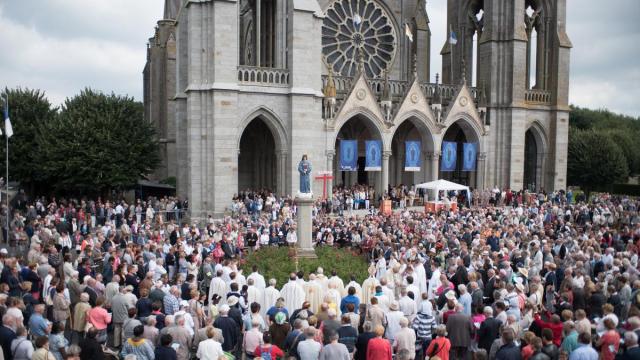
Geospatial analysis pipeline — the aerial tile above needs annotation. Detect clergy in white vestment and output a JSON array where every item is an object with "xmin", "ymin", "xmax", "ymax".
[
  {"xmin": 209, "ymin": 271, "xmax": 228, "ymax": 305},
  {"xmin": 315, "ymin": 268, "xmax": 329, "ymax": 294},
  {"xmin": 247, "ymin": 278, "xmax": 263, "ymax": 307},
  {"xmin": 362, "ymin": 265, "xmax": 380, "ymax": 305},
  {"xmin": 345, "ymin": 276, "xmax": 363, "ymax": 301},
  {"xmin": 413, "ymin": 259, "xmax": 428, "ymax": 295},
  {"xmin": 373, "ymin": 285, "xmax": 391, "ymax": 311},
  {"xmin": 328, "ymin": 272, "xmax": 345, "ymax": 297},
  {"xmin": 280, "ymin": 273, "xmax": 306, "ymax": 313},
  {"xmin": 326, "ymin": 282, "xmax": 342, "ymax": 316},
  {"xmin": 398, "ymin": 288, "xmax": 417, "ymax": 323},
  {"xmin": 304, "ymin": 274, "xmax": 324, "ymax": 313},
  {"xmin": 379, "ymin": 278, "xmax": 395, "ymax": 303},
  {"xmin": 261, "ymin": 279, "xmax": 281, "ymax": 317},
  {"xmin": 428, "ymin": 263, "xmax": 442, "ymax": 300},
  {"xmin": 375, "ymin": 256, "xmax": 387, "ymax": 280},
  {"xmin": 247, "ymin": 267, "xmax": 266, "ymax": 289}
]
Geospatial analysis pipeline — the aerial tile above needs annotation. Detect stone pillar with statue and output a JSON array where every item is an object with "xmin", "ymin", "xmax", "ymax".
[{"xmin": 295, "ymin": 154, "xmax": 316, "ymax": 258}]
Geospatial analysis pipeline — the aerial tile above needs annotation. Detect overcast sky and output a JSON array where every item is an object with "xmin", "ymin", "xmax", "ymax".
[{"xmin": 1, "ymin": 0, "xmax": 639, "ymax": 116}]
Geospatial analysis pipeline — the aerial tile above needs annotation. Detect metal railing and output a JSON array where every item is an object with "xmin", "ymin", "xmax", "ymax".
[{"xmin": 237, "ymin": 66, "xmax": 290, "ymax": 86}]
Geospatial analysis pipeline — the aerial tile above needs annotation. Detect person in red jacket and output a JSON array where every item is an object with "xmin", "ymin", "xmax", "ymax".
[
  {"xmin": 533, "ymin": 313, "xmax": 563, "ymax": 346},
  {"xmin": 366, "ymin": 325, "xmax": 392, "ymax": 360},
  {"xmin": 254, "ymin": 332, "xmax": 285, "ymax": 359}
]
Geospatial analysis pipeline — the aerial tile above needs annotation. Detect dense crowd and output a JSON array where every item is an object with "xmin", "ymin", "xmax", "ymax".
[{"xmin": 0, "ymin": 188, "xmax": 638, "ymax": 360}]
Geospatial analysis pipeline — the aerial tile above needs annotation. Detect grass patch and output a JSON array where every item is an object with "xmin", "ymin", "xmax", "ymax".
[{"xmin": 240, "ymin": 246, "xmax": 369, "ymax": 287}]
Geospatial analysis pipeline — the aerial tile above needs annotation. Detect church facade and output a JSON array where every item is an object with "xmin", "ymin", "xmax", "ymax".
[{"xmin": 144, "ymin": 0, "xmax": 571, "ymax": 217}]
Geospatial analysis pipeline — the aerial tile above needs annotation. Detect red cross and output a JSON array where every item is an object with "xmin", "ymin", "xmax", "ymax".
[{"xmin": 315, "ymin": 171, "xmax": 334, "ymax": 199}]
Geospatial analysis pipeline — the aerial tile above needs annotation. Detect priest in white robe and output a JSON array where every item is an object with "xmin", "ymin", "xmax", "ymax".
[
  {"xmin": 304, "ymin": 274, "xmax": 324, "ymax": 313},
  {"xmin": 315, "ymin": 268, "xmax": 329, "ymax": 294},
  {"xmin": 328, "ymin": 272, "xmax": 345, "ymax": 297},
  {"xmin": 209, "ymin": 271, "xmax": 228, "ymax": 305},
  {"xmin": 247, "ymin": 278, "xmax": 262, "ymax": 307},
  {"xmin": 261, "ymin": 279, "xmax": 281, "ymax": 317},
  {"xmin": 326, "ymin": 282, "xmax": 342, "ymax": 316},
  {"xmin": 345, "ymin": 275, "xmax": 363, "ymax": 301},
  {"xmin": 428, "ymin": 263, "xmax": 442, "ymax": 300},
  {"xmin": 247, "ymin": 267, "xmax": 266, "ymax": 290},
  {"xmin": 362, "ymin": 264, "xmax": 380, "ymax": 305},
  {"xmin": 280, "ymin": 273, "xmax": 306, "ymax": 312}
]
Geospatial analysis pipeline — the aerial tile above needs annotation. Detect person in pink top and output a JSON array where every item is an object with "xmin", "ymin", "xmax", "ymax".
[
  {"xmin": 366, "ymin": 325, "xmax": 392, "ymax": 360},
  {"xmin": 86, "ymin": 296, "xmax": 112, "ymax": 344}
]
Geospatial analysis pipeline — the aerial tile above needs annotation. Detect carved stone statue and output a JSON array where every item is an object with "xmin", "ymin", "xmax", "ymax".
[{"xmin": 298, "ymin": 155, "xmax": 312, "ymax": 194}]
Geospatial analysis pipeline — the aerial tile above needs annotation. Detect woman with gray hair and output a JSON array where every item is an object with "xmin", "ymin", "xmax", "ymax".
[{"xmin": 425, "ymin": 325, "xmax": 450, "ymax": 360}]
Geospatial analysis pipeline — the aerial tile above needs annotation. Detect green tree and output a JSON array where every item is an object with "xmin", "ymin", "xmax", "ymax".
[
  {"xmin": 0, "ymin": 88, "xmax": 57, "ymax": 193},
  {"xmin": 567, "ymin": 128, "xmax": 628, "ymax": 199},
  {"xmin": 606, "ymin": 130, "xmax": 640, "ymax": 176},
  {"xmin": 38, "ymin": 89, "xmax": 160, "ymax": 194}
]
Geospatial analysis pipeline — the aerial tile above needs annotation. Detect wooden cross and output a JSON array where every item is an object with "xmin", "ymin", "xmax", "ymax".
[{"xmin": 314, "ymin": 171, "xmax": 334, "ymax": 199}]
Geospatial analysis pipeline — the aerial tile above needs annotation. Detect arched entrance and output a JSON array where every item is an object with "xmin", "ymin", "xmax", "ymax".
[
  {"xmin": 334, "ymin": 115, "xmax": 383, "ymax": 190},
  {"xmin": 441, "ymin": 120, "xmax": 480, "ymax": 187},
  {"xmin": 523, "ymin": 126, "xmax": 546, "ymax": 191},
  {"xmin": 390, "ymin": 118, "xmax": 435, "ymax": 187},
  {"xmin": 238, "ymin": 117, "xmax": 277, "ymax": 192}
]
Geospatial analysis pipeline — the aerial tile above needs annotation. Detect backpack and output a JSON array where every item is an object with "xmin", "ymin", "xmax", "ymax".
[{"xmin": 260, "ymin": 345, "xmax": 272, "ymax": 360}]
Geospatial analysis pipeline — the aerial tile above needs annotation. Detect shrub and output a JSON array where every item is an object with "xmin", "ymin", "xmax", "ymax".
[{"xmin": 241, "ymin": 246, "xmax": 369, "ymax": 287}]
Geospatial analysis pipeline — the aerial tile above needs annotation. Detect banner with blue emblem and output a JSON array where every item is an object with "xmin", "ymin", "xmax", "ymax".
[
  {"xmin": 462, "ymin": 142, "xmax": 478, "ymax": 171},
  {"xmin": 365, "ymin": 140, "xmax": 381, "ymax": 171},
  {"xmin": 340, "ymin": 140, "xmax": 358, "ymax": 171},
  {"xmin": 404, "ymin": 141, "xmax": 421, "ymax": 171},
  {"xmin": 441, "ymin": 141, "xmax": 457, "ymax": 172}
]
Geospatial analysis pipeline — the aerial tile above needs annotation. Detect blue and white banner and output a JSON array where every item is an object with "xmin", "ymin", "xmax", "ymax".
[
  {"xmin": 462, "ymin": 142, "xmax": 478, "ymax": 171},
  {"xmin": 441, "ymin": 141, "xmax": 457, "ymax": 172},
  {"xmin": 340, "ymin": 140, "xmax": 358, "ymax": 171},
  {"xmin": 405, "ymin": 141, "xmax": 421, "ymax": 171},
  {"xmin": 365, "ymin": 140, "xmax": 381, "ymax": 171}
]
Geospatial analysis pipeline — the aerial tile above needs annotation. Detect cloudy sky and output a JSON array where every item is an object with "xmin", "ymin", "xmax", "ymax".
[{"xmin": 1, "ymin": 0, "xmax": 639, "ymax": 116}]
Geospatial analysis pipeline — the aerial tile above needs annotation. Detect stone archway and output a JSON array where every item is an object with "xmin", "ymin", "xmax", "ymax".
[
  {"xmin": 389, "ymin": 117, "xmax": 436, "ymax": 187},
  {"xmin": 333, "ymin": 114, "xmax": 384, "ymax": 193},
  {"xmin": 524, "ymin": 123, "xmax": 547, "ymax": 191},
  {"xmin": 441, "ymin": 119, "xmax": 481, "ymax": 187},
  {"xmin": 238, "ymin": 117, "xmax": 279, "ymax": 192}
]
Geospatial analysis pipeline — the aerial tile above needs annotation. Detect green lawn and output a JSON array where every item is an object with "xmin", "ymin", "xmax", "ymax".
[{"xmin": 240, "ymin": 246, "xmax": 370, "ymax": 287}]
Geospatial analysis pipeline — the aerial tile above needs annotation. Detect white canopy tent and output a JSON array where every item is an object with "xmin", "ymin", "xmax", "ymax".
[{"xmin": 415, "ymin": 179, "xmax": 471, "ymax": 206}]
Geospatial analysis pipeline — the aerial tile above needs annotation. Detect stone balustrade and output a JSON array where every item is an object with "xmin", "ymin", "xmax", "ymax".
[
  {"xmin": 237, "ymin": 66, "xmax": 290, "ymax": 86},
  {"xmin": 525, "ymin": 89, "xmax": 552, "ymax": 104}
]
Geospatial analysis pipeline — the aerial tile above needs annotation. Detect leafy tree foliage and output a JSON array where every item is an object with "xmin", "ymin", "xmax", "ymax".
[
  {"xmin": 569, "ymin": 105, "xmax": 640, "ymax": 177},
  {"xmin": 0, "ymin": 88, "xmax": 58, "ymax": 192},
  {"xmin": 37, "ymin": 89, "xmax": 159, "ymax": 194},
  {"xmin": 567, "ymin": 129, "xmax": 628, "ymax": 198}
]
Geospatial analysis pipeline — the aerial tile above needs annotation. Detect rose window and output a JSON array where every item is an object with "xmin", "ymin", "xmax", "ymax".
[{"xmin": 322, "ymin": 0, "xmax": 397, "ymax": 78}]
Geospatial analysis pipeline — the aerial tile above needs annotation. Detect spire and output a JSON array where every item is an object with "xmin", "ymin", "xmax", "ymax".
[
  {"xmin": 381, "ymin": 69, "xmax": 392, "ymax": 102},
  {"xmin": 460, "ymin": 58, "xmax": 467, "ymax": 85},
  {"xmin": 433, "ymin": 73, "xmax": 442, "ymax": 105},
  {"xmin": 357, "ymin": 48, "xmax": 365, "ymax": 76}
]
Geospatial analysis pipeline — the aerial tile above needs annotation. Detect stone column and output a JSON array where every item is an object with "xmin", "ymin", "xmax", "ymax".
[
  {"xmin": 477, "ymin": 152, "xmax": 487, "ymax": 190},
  {"xmin": 430, "ymin": 152, "xmax": 440, "ymax": 181},
  {"xmin": 278, "ymin": 150, "xmax": 287, "ymax": 196},
  {"xmin": 381, "ymin": 151, "xmax": 391, "ymax": 195},
  {"xmin": 295, "ymin": 195, "xmax": 317, "ymax": 258},
  {"xmin": 326, "ymin": 150, "xmax": 335, "ymax": 197}
]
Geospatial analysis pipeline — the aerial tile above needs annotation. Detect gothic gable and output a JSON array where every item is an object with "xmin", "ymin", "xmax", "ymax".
[
  {"xmin": 330, "ymin": 73, "xmax": 387, "ymax": 131},
  {"xmin": 442, "ymin": 84, "xmax": 485, "ymax": 136},
  {"xmin": 392, "ymin": 79, "xmax": 437, "ymax": 131}
]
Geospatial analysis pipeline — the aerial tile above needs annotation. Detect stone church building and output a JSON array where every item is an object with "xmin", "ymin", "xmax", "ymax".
[{"xmin": 144, "ymin": 0, "xmax": 571, "ymax": 217}]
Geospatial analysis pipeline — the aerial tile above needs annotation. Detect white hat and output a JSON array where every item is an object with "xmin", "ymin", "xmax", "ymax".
[
  {"xmin": 180, "ymin": 300, "xmax": 189, "ymax": 308},
  {"xmin": 0, "ymin": 249, "xmax": 7, "ymax": 255},
  {"xmin": 227, "ymin": 296, "xmax": 239, "ymax": 306}
]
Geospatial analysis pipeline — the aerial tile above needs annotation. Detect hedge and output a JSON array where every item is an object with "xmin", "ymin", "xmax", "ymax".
[{"xmin": 240, "ymin": 246, "xmax": 370, "ymax": 287}]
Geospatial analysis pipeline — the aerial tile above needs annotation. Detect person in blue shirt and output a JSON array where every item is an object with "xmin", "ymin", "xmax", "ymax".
[
  {"xmin": 340, "ymin": 286, "xmax": 360, "ymax": 314},
  {"xmin": 28, "ymin": 304, "xmax": 51, "ymax": 337},
  {"xmin": 568, "ymin": 332, "xmax": 598, "ymax": 360}
]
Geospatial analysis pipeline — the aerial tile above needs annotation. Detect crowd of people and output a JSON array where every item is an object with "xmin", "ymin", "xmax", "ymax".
[{"xmin": 0, "ymin": 187, "xmax": 638, "ymax": 360}]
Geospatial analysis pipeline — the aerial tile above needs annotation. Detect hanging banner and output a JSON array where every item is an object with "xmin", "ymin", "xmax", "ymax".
[
  {"xmin": 462, "ymin": 142, "xmax": 478, "ymax": 171},
  {"xmin": 365, "ymin": 140, "xmax": 382, "ymax": 171},
  {"xmin": 340, "ymin": 140, "xmax": 358, "ymax": 171},
  {"xmin": 441, "ymin": 141, "xmax": 457, "ymax": 172},
  {"xmin": 405, "ymin": 141, "xmax": 421, "ymax": 171}
]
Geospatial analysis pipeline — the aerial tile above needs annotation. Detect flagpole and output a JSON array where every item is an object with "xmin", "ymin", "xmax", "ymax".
[
  {"xmin": 3, "ymin": 94, "xmax": 7, "ymax": 244},
  {"xmin": 449, "ymin": 24, "xmax": 454, "ymax": 84}
]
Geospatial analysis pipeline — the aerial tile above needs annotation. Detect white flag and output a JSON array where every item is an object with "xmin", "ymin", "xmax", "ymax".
[
  {"xmin": 405, "ymin": 23, "xmax": 414, "ymax": 42},
  {"xmin": 5, "ymin": 117, "xmax": 13, "ymax": 138}
]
